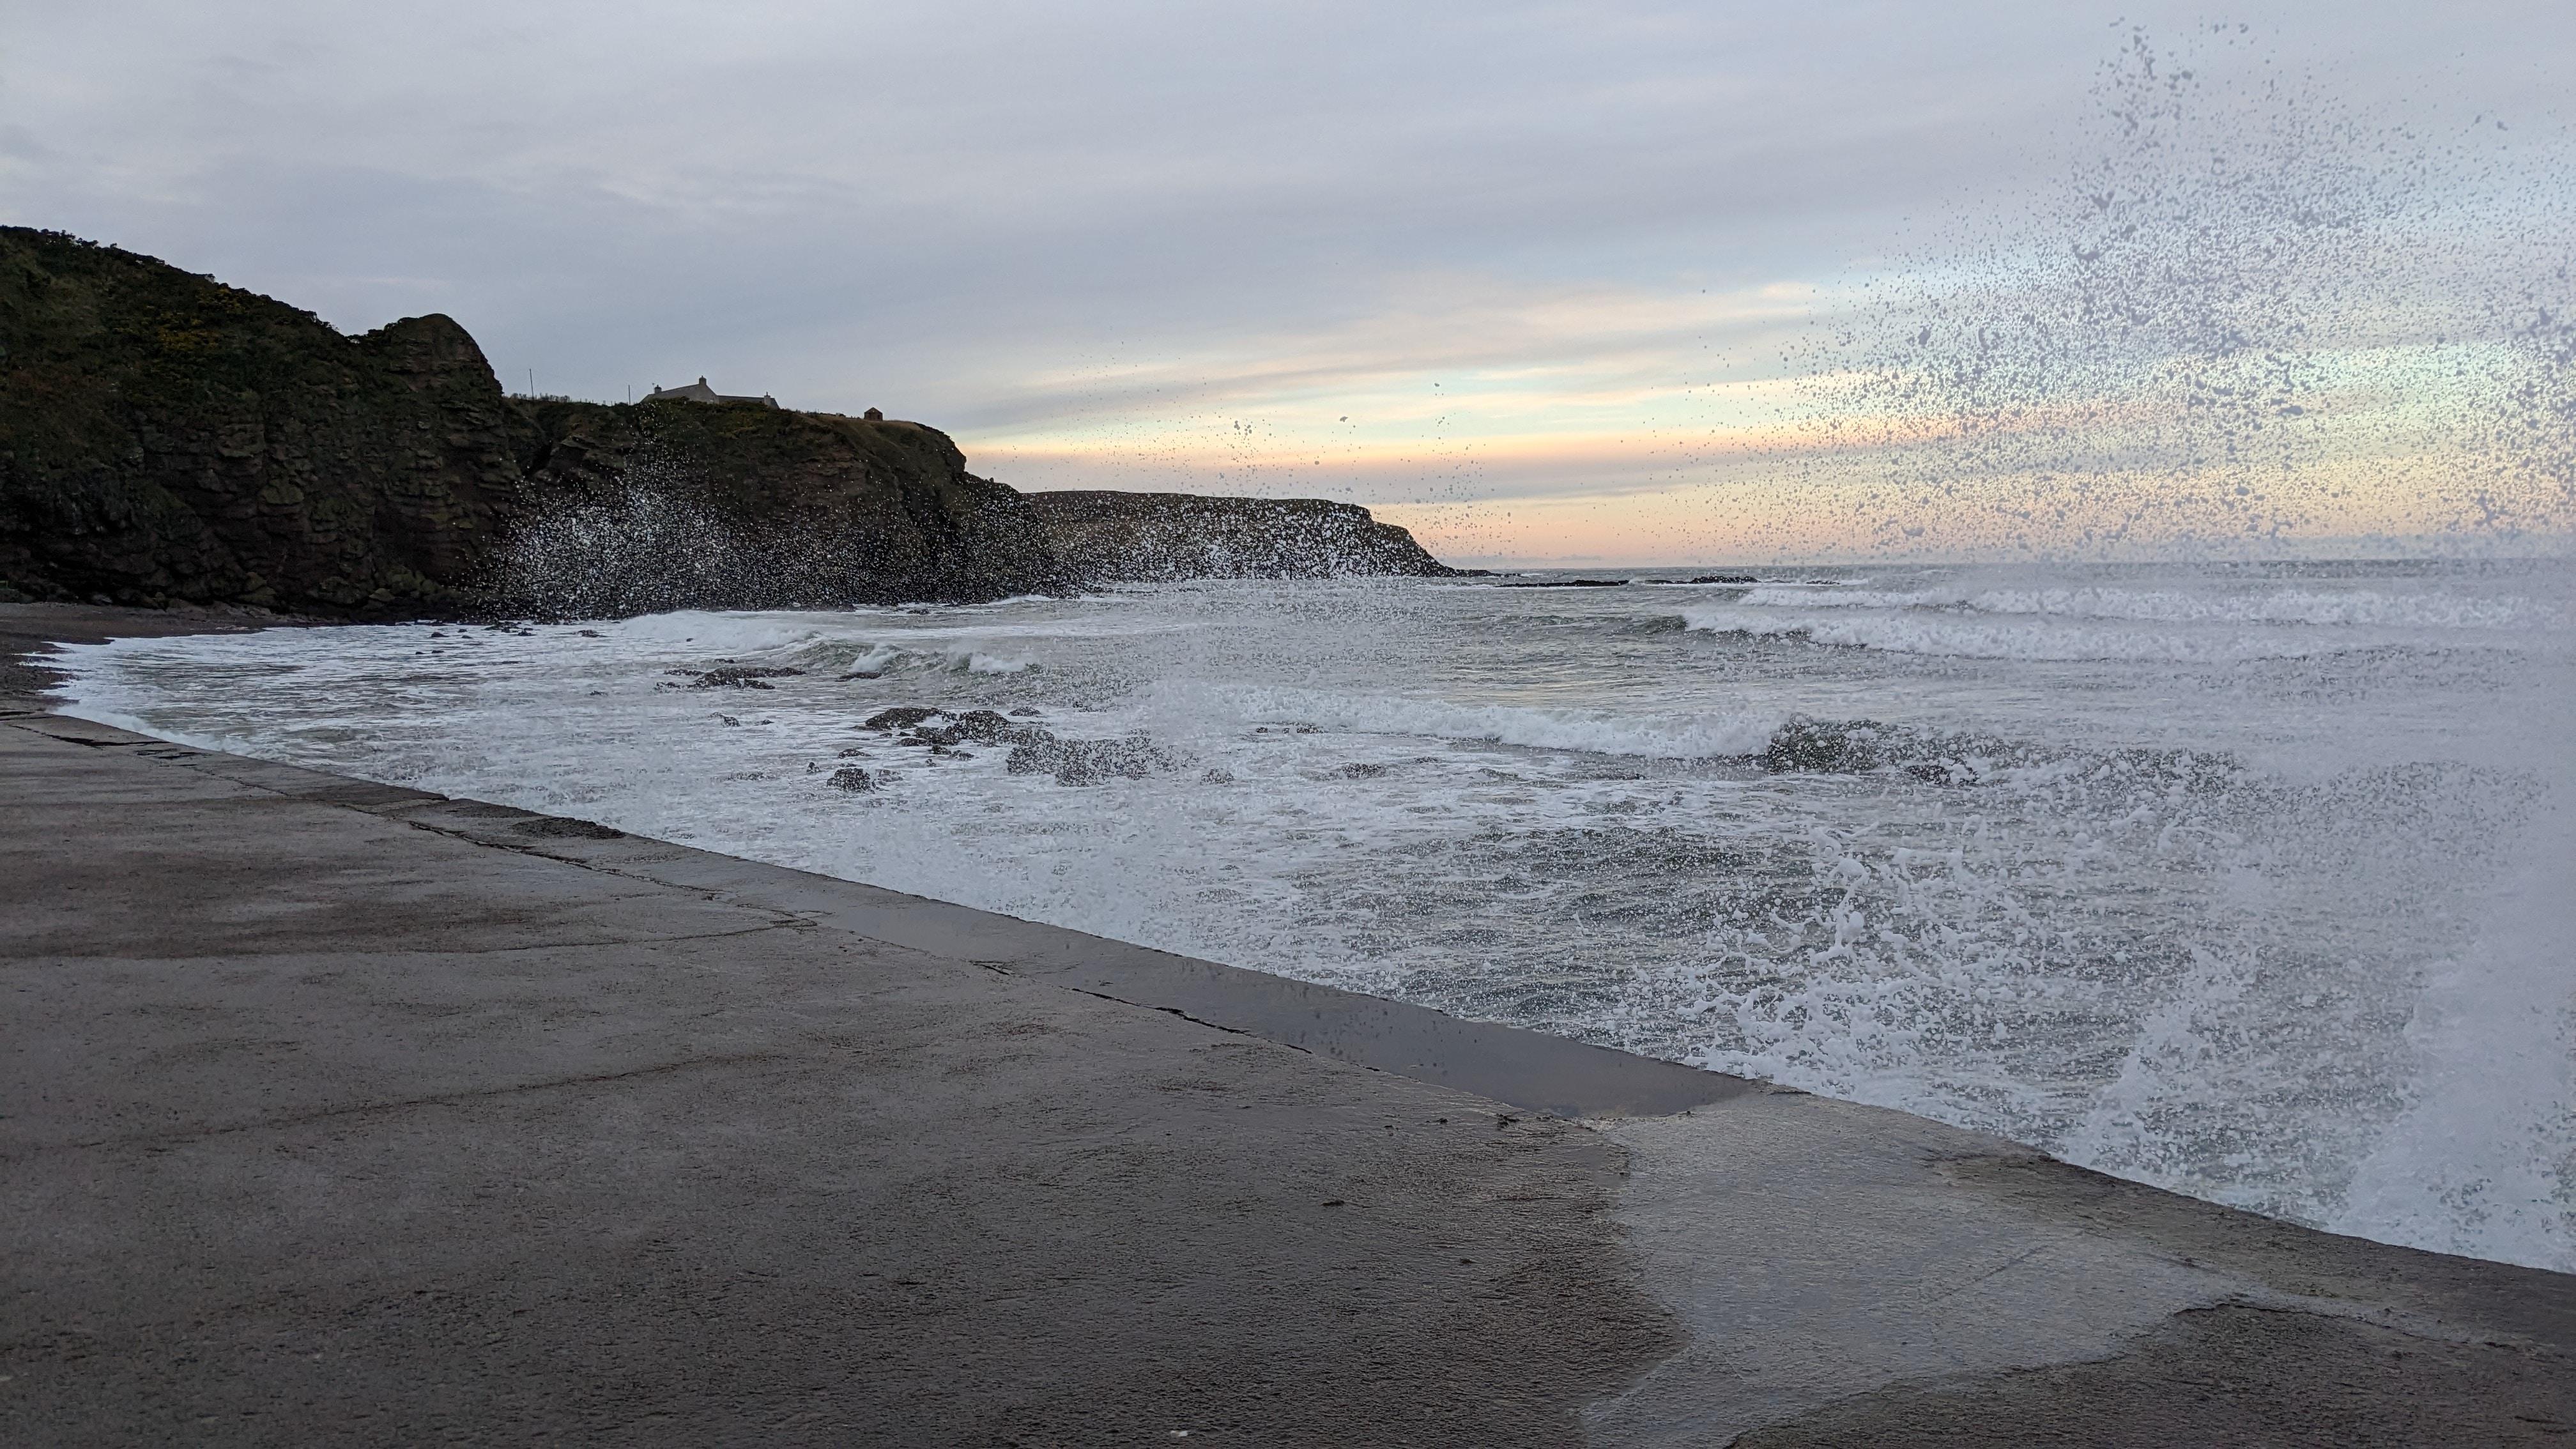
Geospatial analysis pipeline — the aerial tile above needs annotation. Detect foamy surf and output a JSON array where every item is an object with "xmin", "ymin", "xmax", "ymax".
[{"xmin": 50, "ymin": 560, "xmax": 2576, "ymax": 1275}]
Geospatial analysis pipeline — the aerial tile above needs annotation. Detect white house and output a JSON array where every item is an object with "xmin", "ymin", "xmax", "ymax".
[{"xmin": 643, "ymin": 376, "xmax": 779, "ymax": 408}]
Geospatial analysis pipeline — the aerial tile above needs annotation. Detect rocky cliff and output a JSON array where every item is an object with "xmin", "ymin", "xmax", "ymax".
[
  {"xmin": 0, "ymin": 228, "xmax": 1460, "ymax": 617},
  {"xmin": 1024, "ymin": 490, "xmax": 1462, "ymax": 581},
  {"xmin": 0, "ymin": 229, "xmax": 1068, "ymax": 616},
  {"xmin": 0, "ymin": 229, "xmax": 526, "ymax": 613},
  {"xmin": 495, "ymin": 400, "xmax": 1068, "ymax": 616}
]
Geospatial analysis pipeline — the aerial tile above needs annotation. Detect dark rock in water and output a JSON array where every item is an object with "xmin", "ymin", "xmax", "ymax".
[
  {"xmin": 906, "ymin": 709, "xmax": 1006, "ymax": 746},
  {"xmin": 1499, "ymin": 578, "xmax": 1629, "ymax": 588},
  {"xmin": 864, "ymin": 705, "xmax": 1056, "ymax": 750},
  {"xmin": 841, "ymin": 670, "xmax": 883, "ymax": 680},
  {"xmin": 1009, "ymin": 707, "xmax": 1042, "ymax": 717},
  {"xmin": 509, "ymin": 816, "xmax": 626, "ymax": 839},
  {"xmin": 680, "ymin": 666, "xmax": 806, "ymax": 689},
  {"xmin": 1760, "ymin": 718, "xmax": 1892, "ymax": 774},
  {"xmin": 1759, "ymin": 716, "xmax": 2018, "ymax": 783},
  {"xmin": 826, "ymin": 766, "xmax": 877, "ymax": 792},
  {"xmin": 1337, "ymin": 762, "xmax": 1390, "ymax": 779},
  {"xmin": 1689, "ymin": 574, "xmax": 1759, "ymax": 585},
  {"xmin": 1005, "ymin": 736, "xmax": 1174, "ymax": 786},
  {"xmin": 926, "ymin": 709, "xmax": 1054, "ymax": 747},
  {"xmin": 1200, "ymin": 767, "xmax": 1236, "ymax": 784},
  {"xmin": 1024, "ymin": 490, "xmax": 1464, "ymax": 581}
]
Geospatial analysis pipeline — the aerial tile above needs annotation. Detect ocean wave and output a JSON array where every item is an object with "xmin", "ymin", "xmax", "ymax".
[
  {"xmin": 1754, "ymin": 716, "xmax": 2252, "ymax": 795},
  {"xmin": 580, "ymin": 611, "xmax": 839, "ymax": 653},
  {"xmin": 826, "ymin": 641, "xmax": 1033, "ymax": 675},
  {"xmin": 1730, "ymin": 583, "xmax": 2558, "ymax": 631},
  {"xmin": 1682, "ymin": 604, "xmax": 2435, "ymax": 663},
  {"xmin": 1147, "ymin": 682, "xmax": 1782, "ymax": 759}
]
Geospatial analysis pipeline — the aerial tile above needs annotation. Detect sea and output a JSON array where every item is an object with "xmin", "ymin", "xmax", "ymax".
[{"xmin": 52, "ymin": 558, "xmax": 2576, "ymax": 1273}]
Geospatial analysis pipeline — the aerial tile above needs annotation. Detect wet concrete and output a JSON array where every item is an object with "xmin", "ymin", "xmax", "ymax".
[
  {"xmin": 1588, "ymin": 1101, "xmax": 2575, "ymax": 1445},
  {"xmin": 6, "ymin": 602, "xmax": 2574, "ymax": 1445},
  {"xmin": 1, "ymin": 708, "xmax": 1675, "ymax": 1445}
]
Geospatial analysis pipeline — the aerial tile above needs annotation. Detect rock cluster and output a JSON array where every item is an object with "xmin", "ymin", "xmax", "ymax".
[
  {"xmin": 668, "ymin": 666, "xmax": 808, "ymax": 690},
  {"xmin": 850, "ymin": 705, "xmax": 1176, "ymax": 787}
]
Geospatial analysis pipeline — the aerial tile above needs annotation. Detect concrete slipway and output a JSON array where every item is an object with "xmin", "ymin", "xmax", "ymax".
[{"xmin": 3, "ymin": 604, "xmax": 2571, "ymax": 1445}]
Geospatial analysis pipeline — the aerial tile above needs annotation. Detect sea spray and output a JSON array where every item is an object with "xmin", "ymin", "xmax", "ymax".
[{"xmin": 1773, "ymin": 24, "xmax": 2576, "ymax": 559}]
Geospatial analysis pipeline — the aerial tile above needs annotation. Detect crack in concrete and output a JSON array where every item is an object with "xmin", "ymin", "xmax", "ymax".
[
  {"xmin": 6, "ymin": 1050, "xmax": 799, "ymax": 1161},
  {"xmin": 8, "ymin": 917, "xmax": 825, "ymax": 965}
]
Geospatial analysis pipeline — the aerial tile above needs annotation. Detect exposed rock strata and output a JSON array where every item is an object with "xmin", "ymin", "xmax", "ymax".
[
  {"xmin": 0, "ymin": 229, "xmax": 523, "ymax": 613},
  {"xmin": 1023, "ymin": 489, "xmax": 1463, "ymax": 581}
]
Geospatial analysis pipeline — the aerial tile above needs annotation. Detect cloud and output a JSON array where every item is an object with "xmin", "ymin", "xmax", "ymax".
[{"xmin": 4, "ymin": 0, "xmax": 2570, "ymax": 557}]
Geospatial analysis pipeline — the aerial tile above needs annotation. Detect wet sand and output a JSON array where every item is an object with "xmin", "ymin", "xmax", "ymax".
[{"xmin": 5, "ymin": 602, "xmax": 2571, "ymax": 1445}]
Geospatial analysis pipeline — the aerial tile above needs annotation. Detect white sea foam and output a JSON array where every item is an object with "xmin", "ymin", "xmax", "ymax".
[
  {"xmin": 1733, "ymin": 581, "xmax": 2559, "ymax": 631},
  {"xmin": 46, "ymin": 563, "xmax": 2576, "ymax": 1275},
  {"xmin": 1669, "ymin": 601, "xmax": 2390, "ymax": 665},
  {"xmin": 1146, "ymin": 680, "xmax": 1784, "ymax": 759}
]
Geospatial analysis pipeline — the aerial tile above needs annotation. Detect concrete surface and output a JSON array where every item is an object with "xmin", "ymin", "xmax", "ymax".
[{"xmin": 4, "ymin": 602, "xmax": 2573, "ymax": 1445}]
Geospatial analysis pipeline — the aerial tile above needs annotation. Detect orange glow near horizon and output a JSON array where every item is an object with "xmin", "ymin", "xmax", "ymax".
[{"xmin": 937, "ymin": 265, "xmax": 2573, "ymax": 565}]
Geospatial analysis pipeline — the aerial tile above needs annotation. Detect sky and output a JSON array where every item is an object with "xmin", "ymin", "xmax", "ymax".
[{"xmin": 4, "ymin": 1, "xmax": 2571, "ymax": 564}]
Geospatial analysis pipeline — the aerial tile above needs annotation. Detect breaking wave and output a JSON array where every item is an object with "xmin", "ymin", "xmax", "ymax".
[
  {"xmin": 1681, "ymin": 603, "xmax": 2414, "ymax": 663},
  {"xmin": 1149, "ymin": 680, "xmax": 1784, "ymax": 760},
  {"xmin": 1731, "ymin": 582, "xmax": 2563, "ymax": 631}
]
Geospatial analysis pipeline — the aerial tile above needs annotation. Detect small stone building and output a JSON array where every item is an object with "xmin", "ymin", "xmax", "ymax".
[{"xmin": 643, "ymin": 376, "xmax": 779, "ymax": 407}]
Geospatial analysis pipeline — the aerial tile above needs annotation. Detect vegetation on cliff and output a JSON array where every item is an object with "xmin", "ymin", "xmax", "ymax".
[
  {"xmin": 0, "ymin": 228, "xmax": 1462, "ymax": 616},
  {"xmin": 0, "ymin": 228, "xmax": 1068, "ymax": 616},
  {"xmin": 0, "ymin": 228, "xmax": 523, "ymax": 613},
  {"xmin": 494, "ymin": 399, "xmax": 1068, "ymax": 615}
]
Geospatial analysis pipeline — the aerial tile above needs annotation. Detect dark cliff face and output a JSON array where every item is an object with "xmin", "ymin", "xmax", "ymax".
[
  {"xmin": 0, "ymin": 228, "xmax": 525, "ymax": 612},
  {"xmin": 496, "ymin": 399, "xmax": 1070, "ymax": 615},
  {"xmin": 0, "ymin": 228, "xmax": 1462, "ymax": 617},
  {"xmin": 1024, "ymin": 490, "xmax": 1462, "ymax": 581},
  {"xmin": 0, "ymin": 229, "xmax": 1068, "ymax": 617}
]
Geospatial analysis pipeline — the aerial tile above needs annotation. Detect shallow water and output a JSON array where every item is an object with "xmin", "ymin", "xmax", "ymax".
[{"xmin": 56, "ymin": 558, "xmax": 2576, "ymax": 1271}]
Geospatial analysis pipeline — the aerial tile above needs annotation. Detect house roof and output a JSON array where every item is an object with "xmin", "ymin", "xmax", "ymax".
[{"xmin": 643, "ymin": 376, "xmax": 778, "ymax": 407}]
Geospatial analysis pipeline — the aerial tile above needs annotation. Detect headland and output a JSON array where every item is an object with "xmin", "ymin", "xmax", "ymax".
[{"xmin": 0, "ymin": 228, "xmax": 1460, "ymax": 620}]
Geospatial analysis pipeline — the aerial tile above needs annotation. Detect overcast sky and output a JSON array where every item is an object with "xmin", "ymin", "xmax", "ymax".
[{"xmin": 6, "ymin": 1, "xmax": 2570, "ymax": 561}]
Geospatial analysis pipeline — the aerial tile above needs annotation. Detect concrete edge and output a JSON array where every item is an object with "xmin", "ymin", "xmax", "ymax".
[{"xmin": 3, "ymin": 708, "xmax": 1758, "ymax": 1122}]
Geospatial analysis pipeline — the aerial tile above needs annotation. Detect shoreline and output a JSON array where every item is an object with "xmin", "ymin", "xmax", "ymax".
[{"xmin": 7, "ymin": 601, "xmax": 2574, "ymax": 1444}]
